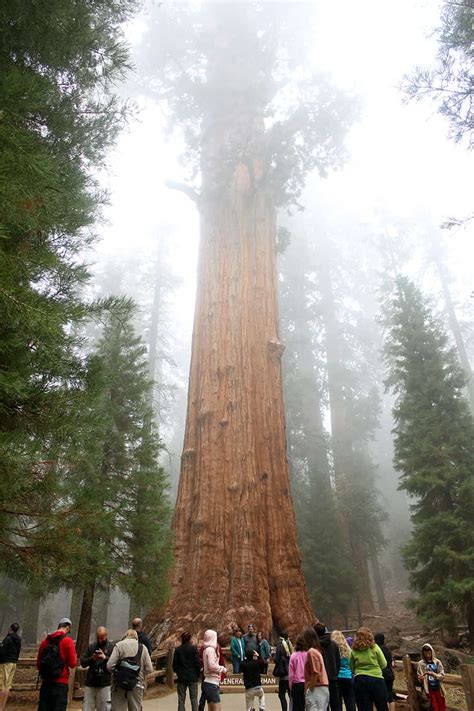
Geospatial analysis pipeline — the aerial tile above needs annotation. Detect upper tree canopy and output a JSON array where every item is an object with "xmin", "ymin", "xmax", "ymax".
[
  {"xmin": 139, "ymin": 0, "xmax": 356, "ymax": 205},
  {"xmin": 403, "ymin": 0, "xmax": 473, "ymax": 148}
]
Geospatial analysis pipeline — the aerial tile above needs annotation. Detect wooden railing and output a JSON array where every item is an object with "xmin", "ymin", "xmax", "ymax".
[{"xmin": 394, "ymin": 656, "xmax": 474, "ymax": 710}]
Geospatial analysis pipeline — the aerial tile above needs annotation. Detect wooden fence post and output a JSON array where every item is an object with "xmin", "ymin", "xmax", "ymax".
[
  {"xmin": 67, "ymin": 665, "xmax": 77, "ymax": 704},
  {"xmin": 460, "ymin": 664, "xmax": 474, "ymax": 710},
  {"xmin": 403, "ymin": 655, "xmax": 422, "ymax": 711},
  {"xmin": 166, "ymin": 647, "xmax": 175, "ymax": 689}
]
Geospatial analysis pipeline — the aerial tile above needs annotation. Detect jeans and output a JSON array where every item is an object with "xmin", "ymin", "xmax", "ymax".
[
  {"xmin": 110, "ymin": 685, "xmax": 144, "ymax": 711},
  {"xmin": 305, "ymin": 686, "xmax": 330, "ymax": 711},
  {"xmin": 245, "ymin": 685, "xmax": 265, "ymax": 711},
  {"xmin": 353, "ymin": 676, "xmax": 387, "ymax": 711},
  {"xmin": 232, "ymin": 657, "xmax": 241, "ymax": 674},
  {"xmin": 336, "ymin": 679, "xmax": 356, "ymax": 711},
  {"xmin": 178, "ymin": 681, "xmax": 199, "ymax": 711},
  {"xmin": 291, "ymin": 682, "xmax": 305, "ymax": 711},
  {"xmin": 38, "ymin": 682, "xmax": 68, "ymax": 711},
  {"xmin": 278, "ymin": 679, "xmax": 290, "ymax": 711}
]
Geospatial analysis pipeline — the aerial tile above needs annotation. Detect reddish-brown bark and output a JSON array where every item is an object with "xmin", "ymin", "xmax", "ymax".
[{"xmin": 147, "ymin": 165, "xmax": 314, "ymax": 642}]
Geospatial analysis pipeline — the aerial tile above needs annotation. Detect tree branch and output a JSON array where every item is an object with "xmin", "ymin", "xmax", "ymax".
[{"xmin": 164, "ymin": 180, "xmax": 200, "ymax": 204}]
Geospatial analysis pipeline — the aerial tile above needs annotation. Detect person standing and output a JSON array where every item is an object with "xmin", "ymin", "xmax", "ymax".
[
  {"xmin": 256, "ymin": 633, "xmax": 271, "ymax": 674},
  {"xmin": 173, "ymin": 632, "xmax": 201, "ymax": 711},
  {"xmin": 36, "ymin": 617, "xmax": 77, "ymax": 711},
  {"xmin": 230, "ymin": 629, "xmax": 245, "ymax": 674},
  {"xmin": 107, "ymin": 629, "xmax": 153, "ymax": 711},
  {"xmin": 131, "ymin": 618, "xmax": 153, "ymax": 656},
  {"xmin": 330, "ymin": 631, "xmax": 355, "ymax": 711},
  {"xmin": 201, "ymin": 630, "xmax": 226, "ymax": 711},
  {"xmin": 302, "ymin": 627, "xmax": 329, "ymax": 711},
  {"xmin": 80, "ymin": 626, "xmax": 114, "ymax": 711},
  {"xmin": 241, "ymin": 649, "xmax": 266, "ymax": 711},
  {"xmin": 349, "ymin": 627, "xmax": 387, "ymax": 711},
  {"xmin": 416, "ymin": 643, "xmax": 446, "ymax": 711},
  {"xmin": 243, "ymin": 625, "xmax": 258, "ymax": 656},
  {"xmin": 288, "ymin": 635, "xmax": 307, "ymax": 711},
  {"xmin": 314, "ymin": 624, "xmax": 341, "ymax": 711},
  {"xmin": 0, "ymin": 622, "xmax": 21, "ymax": 711},
  {"xmin": 273, "ymin": 631, "xmax": 294, "ymax": 711},
  {"xmin": 374, "ymin": 633, "xmax": 395, "ymax": 711}
]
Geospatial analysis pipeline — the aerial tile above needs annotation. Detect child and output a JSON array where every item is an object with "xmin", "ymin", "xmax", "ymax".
[
  {"xmin": 417, "ymin": 643, "xmax": 446, "ymax": 711},
  {"xmin": 241, "ymin": 649, "xmax": 265, "ymax": 711}
]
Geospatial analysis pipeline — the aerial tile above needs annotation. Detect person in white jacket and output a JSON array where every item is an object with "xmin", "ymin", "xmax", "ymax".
[
  {"xmin": 201, "ymin": 630, "xmax": 226, "ymax": 711},
  {"xmin": 107, "ymin": 629, "xmax": 153, "ymax": 711}
]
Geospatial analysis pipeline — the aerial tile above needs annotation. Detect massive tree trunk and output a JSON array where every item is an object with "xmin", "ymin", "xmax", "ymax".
[{"xmin": 147, "ymin": 171, "xmax": 313, "ymax": 641}]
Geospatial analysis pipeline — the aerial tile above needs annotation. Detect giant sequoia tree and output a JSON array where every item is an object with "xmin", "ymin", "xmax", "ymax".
[{"xmin": 142, "ymin": 2, "xmax": 355, "ymax": 639}]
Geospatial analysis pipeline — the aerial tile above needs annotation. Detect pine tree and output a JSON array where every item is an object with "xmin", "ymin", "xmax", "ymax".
[
  {"xmin": 383, "ymin": 276, "xmax": 474, "ymax": 647},
  {"xmin": 0, "ymin": 0, "xmax": 135, "ymax": 578},
  {"xmin": 63, "ymin": 302, "xmax": 172, "ymax": 654}
]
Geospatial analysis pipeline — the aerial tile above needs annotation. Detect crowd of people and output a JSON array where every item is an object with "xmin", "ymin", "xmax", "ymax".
[
  {"xmin": 174, "ymin": 622, "xmax": 447, "ymax": 711},
  {"xmin": 0, "ymin": 617, "xmax": 448, "ymax": 711}
]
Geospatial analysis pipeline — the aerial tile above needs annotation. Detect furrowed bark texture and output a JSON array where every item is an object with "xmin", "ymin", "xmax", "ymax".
[{"xmin": 148, "ymin": 172, "xmax": 314, "ymax": 641}]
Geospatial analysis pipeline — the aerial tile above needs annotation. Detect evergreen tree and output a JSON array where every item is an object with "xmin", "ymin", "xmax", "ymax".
[
  {"xmin": 383, "ymin": 276, "xmax": 474, "ymax": 646},
  {"xmin": 68, "ymin": 303, "xmax": 171, "ymax": 653},
  {"xmin": 403, "ymin": 0, "xmax": 473, "ymax": 147},
  {"xmin": 0, "ymin": 0, "xmax": 135, "ymax": 578}
]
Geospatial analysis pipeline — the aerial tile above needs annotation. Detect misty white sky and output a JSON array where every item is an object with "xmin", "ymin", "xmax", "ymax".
[{"xmin": 93, "ymin": 0, "xmax": 473, "ymax": 338}]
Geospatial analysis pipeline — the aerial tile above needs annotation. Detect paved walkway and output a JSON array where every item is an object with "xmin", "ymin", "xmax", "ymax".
[{"xmin": 143, "ymin": 689, "xmax": 282, "ymax": 711}]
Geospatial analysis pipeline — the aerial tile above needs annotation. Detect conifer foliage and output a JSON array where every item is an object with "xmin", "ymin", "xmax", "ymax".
[
  {"xmin": 0, "ymin": 1, "xmax": 136, "ymax": 577},
  {"xmin": 384, "ymin": 276, "xmax": 474, "ymax": 646}
]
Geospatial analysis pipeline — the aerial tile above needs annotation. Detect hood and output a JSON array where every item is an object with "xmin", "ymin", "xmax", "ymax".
[
  {"xmin": 47, "ymin": 629, "xmax": 67, "ymax": 642},
  {"xmin": 318, "ymin": 633, "xmax": 331, "ymax": 648},
  {"xmin": 203, "ymin": 629, "xmax": 218, "ymax": 648},
  {"xmin": 421, "ymin": 643, "xmax": 436, "ymax": 659}
]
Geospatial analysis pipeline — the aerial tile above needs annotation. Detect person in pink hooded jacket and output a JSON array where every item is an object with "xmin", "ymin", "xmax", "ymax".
[{"xmin": 201, "ymin": 630, "xmax": 226, "ymax": 711}]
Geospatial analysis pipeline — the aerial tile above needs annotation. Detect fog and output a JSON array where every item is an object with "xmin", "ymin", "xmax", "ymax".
[{"xmin": 3, "ymin": 0, "xmax": 473, "ymax": 642}]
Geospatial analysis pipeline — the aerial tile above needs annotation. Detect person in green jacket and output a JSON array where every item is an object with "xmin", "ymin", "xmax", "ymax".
[
  {"xmin": 256, "ymin": 632, "xmax": 271, "ymax": 674},
  {"xmin": 230, "ymin": 629, "xmax": 245, "ymax": 674},
  {"xmin": 349, "ymin": 627, "xmax": 387, "ymax": 711}
]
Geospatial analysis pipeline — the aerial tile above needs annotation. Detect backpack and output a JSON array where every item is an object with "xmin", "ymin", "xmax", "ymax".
[
  {"xmin": 39, "ymin": 635, "xmax": 65, "ymax": 681},
  {"xmin": 113, "ymin": 644, "xmax": 143, "ymax": 691}
]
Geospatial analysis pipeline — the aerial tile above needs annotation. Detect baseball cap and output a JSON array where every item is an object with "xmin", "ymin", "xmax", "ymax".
[{"xmin": 58, "ymin": 617, "xmax": 72, "ymax": 626}]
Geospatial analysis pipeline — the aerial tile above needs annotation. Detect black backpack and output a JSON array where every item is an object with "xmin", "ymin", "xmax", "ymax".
[
  {"xmin": 39, "ymin": 635, "xmax": 65, "ymax": 681},
  {"xmin": 113, "ymin": 644, "xmax": 143, "ymax": 691}
]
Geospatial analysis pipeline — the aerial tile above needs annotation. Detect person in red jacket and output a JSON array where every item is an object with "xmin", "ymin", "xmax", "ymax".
[{"xmin": 36, "ymin": 617, "xmax": 77, "ymax": 711}]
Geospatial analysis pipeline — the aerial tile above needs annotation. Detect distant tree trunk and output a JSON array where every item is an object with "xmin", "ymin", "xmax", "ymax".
[
  {"xmin": 91, "ymin": 586, "xmax": 110, "ymax": 632},
  {"xmin": 69, "ymin": 585, "xmax": 84, "ymax": 639},
  {"xmin": 317, "ymin": 249, "xmax": 375, "ymax": 615},
  {"xmin": 465, "ymin": 594, "xmax": 474, "ymax": 652},
  {"xmin": 431, "ymin": 234, "xmax": 474, "ymax": 413},
  {"xmin": 370, "ymin": 551, "xmax": 388, "ymax": 612},
  {"xmin": 76, "ymin": 580, "xmax": 95, "ymax": 657},
  {"xmin": 22, "ymin": 592, "xmax": 41, "ymax": 644}
]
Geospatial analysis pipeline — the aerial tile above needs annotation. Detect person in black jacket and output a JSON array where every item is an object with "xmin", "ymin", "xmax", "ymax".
[
  {"xmin": 374, "ymin": 633, "xmax": 395, "ymax": 711},
  {"xmin": 241, "ymin": 649, "xmax": 266, "ymax": 711},
  {"xmin": 80, "ymin": 626, "xmax": 114, "ymax": 711},
  {"xmin": 314, "ymin": 623, "xmax": 341, "ymax": 711},
  {"xmin": 173, "ymin": 632, "xmax": 201, "ymax": 711},
  {"xmin": 273, "ymin": 631, "xmax": 294, "ymax": 711},
  {"xmin": 0, "ymin": 622, "xmax": 21, "ymax": 711},
  {"xmin": 132, "ymin": 617, "xmax": 153, "ymax": 656}
]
